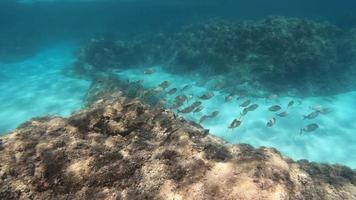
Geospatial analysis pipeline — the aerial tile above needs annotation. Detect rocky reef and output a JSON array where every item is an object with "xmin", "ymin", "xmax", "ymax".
[
  {"xmin": 75, "ymin": 16, "xmax": 356, "ymax": 96},
  {"xmin": 1, "ymin": 92, "xmax": 356, "ymax": 200}
]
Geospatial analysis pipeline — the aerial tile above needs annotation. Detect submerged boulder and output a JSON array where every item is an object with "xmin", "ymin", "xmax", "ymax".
[{"xmin": 1, "ymin": 92, "xmax": 356, "ymax": 199}]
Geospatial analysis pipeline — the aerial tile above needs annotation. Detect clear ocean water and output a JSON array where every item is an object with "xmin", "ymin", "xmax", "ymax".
[{"xmin": 1, "ymin": 0, "xmax": 356, "ymax": 169}]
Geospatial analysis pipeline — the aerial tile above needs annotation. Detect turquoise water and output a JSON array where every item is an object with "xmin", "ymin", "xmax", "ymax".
[
  {"xmin": 0, "ymin": 44, "xmax": 89, "ymax": 134},
  {"xmin": 118, "ymin": 67, "xmax": 356, "ymax": 168},
  {"xmin": 1, "ymin": 47, "xmax": 356, "ymax": 168}
]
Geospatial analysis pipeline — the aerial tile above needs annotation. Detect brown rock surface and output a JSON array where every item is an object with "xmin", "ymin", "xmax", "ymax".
[{"xmin": 1, "ymin": 93, "xmax": 356, "ymax": 200}]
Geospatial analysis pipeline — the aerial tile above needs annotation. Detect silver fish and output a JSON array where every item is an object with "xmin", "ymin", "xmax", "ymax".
[
  {"xmin": 228, "ymin": 119, "xmax": 242, "ymax": 129},
  {"xmin": 246, "ymin": 104, "xmax": 258, "ymax": 111},
  {"xmin": 144, "ymin": 68, "xmax": 155, "ymax": 74},
  {"xmin": 300, "ymin": 123, "xmax": 319, "ymax": 134},
  {"xmin": 225, "ymin": 94, "xmax": 234, "ymax": 102},
  {"xmin": 199, "ymin": 115, "xmax": 209, "ymax": 123},
  {"xmin": 209, "ymin": 111, "xmax": 219, "ymax": 118},
  {"xmin": 266, "ymin": 117, "xmax": 276, "ymax": 127},
  {"xmin": 159, "ymin": 81, "xmax": 170, "ymax": 88},
  {"xmin": 167, "ymin": 88, "xmax": 177, "ymax": 95},
  {"xmin": 303, "ymin": 111, "xmax": 319, "ymax": 120},
  {"xmin": 240, "ymin": 100, "xmax": 251, "ymax": 107},
  {"xmin": 287, "ymin": 100, "xmax": 294, "ymax": 108},
  {"xmin": 193, "ymin": 106, "xmax": 204, "ymax": 113},
  {"xmin": 240, "ymin": 108, "xmax": 249, "ymax": 116},
  {"xmin": 276, "ymin": 111, "xmax": 288, "ymax": 117},
  {"xmin": 181, "ymin": 84, "xmax": 192, "ymax": 91},
  {"xmin": 178, "ymin": 106, "xmax": 195, "ymax": 113},
  {"xmin": 199, "ymin": 92, "xmax": 214, "ymax": 100},
  {"xmin": 268, "ymin": 105, "xmax": 282, "ymax": 112},
  {"xmin": 191, "ymin": 101, "xmax": 202, "ymax": 108}
]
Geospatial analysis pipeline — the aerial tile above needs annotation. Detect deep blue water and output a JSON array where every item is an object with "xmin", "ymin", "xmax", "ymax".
[{"xmin": 1, "ymin": 0, "xmax": 356, "ymax": 168}]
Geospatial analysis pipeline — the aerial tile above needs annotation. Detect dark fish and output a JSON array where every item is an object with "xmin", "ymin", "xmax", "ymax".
[
  {"xmin": 266, "ymin": 117, "xmax": 276, "ymax": 127},
  {"xmin": 240, "ymin": 100, "xmax": 251, "ymax": 107},
  {"xmin": 228, "ymin": 119, "xmax": 242, "ymax": 129},
  {"xmin": 178, "ymin": 106, "xmax": 195, "ymax": 114},
  {"xmin": 199, "ymin": 115, "xmax": 209, "ymax": 124},
  {"xmin": 172, "ymin": 95, "xmax": 187, "ymax": 109},
  {"xmin": 191, "ymin": 101, "xmax": 202, "ymax": 108},
  {"xmin": 175, "ymin": 95, "xmax": 187, "ymax": 102},
  {"xmin": 303, "ymin": 111, "xmax": 319, "ymax": 120},
  {"xmin": 193, "ymin": 106, "xmax": 204, "ymax": 113},
  {"xmin": 199, "ymin": 92, "xmax": 214, "ymax": 100},
  {"xmin": 268, "ymin": 105, "xmax": 282, "ymax": 112},
  {"xmin": 300, "ymin": 123, "xmax": 319, "ymax": 134},
  {"xmin": 240, "ymin": 108, "xmax": 249, "ymax": 116},
  {"xmin": 225, "ymin": 94, "xmax": 234, "ymax": 102},
  {"xmin": 209, "ymin": 111, "xmax": 219, "ymax": 118},
  {"xmin": 276, "ymin": 111, "xmax": 288, "ymax": 117},
  {"xmin": 159, "ymin": 81, "xmax": 170, "ymax": 88},
  {"xmin": 181, "ymin": 84, "xmax": 192, "ymax": 91},
  {"xmin": 144, "ymin": 68, "xmax": 155, "ymax": 74},
  {"xmin": 287, "ymin": 100, "xmax": 294, "ymax": 108},
  {"xmin": 246, "ymin": 104, "xmax": 258, "ymax": 111},
  {"xmin": 167, "ymin": 88, "xmax": 177, "ymax": 95}
]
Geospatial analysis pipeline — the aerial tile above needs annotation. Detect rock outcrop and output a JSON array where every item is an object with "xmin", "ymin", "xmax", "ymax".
[
  {"xmin": 74, "ymin": 17, "xmax": 356, "ymax": 96},
  {"xmin": 1, "ymin": 92, "xmax": 356, "ymax": 200}
]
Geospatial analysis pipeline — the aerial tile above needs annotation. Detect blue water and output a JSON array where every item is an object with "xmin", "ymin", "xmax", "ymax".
[
  {"xmin": 0, "ymin": 43, "xmax": 89, "ymax": 133},
  {"xmin": 1, "ymin": 0, "xmax": 356, "ymax": 169}
]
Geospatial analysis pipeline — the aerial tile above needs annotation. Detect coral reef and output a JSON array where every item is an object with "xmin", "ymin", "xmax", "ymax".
[
  {"xmin": 1, "ymin": 92, "xmax": 356, "ymax": 200},
  {"xmin": 75, "ymin": 16, "xmax": 356, "ymax": 96}
]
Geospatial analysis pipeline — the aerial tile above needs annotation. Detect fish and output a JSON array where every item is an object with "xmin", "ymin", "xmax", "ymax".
[
  {"xmin": 228, "ymin": 119, "xmax": 242, "ymax": 129},
  {"xmin": 193, "ymin": 106, "xmax": 204, "ymax": 113},
  {"xmin": 268, "ymin": 105, "xmax": 281, "ymax": 112},
  {"xmin": 178, "ymin": 106, "xmax": 195, "ymax": 114},
  {"xmin": 172, "ymin": 95, "xmax": 187, "ymax": 109},
  {"xmin": 310, "ymin": 105, "xmax": 331, "ymax": 114},
  {"xmin": 191, "ymin": 101, "xmax": 202, "ymax": 108},
  {"xmin": 167, "ymin": 88, "xmax": 177, "ymax": 95},
  {"xmin": 144, "ymin": 68, "xmax": 155, "ymax": 74},
  {"xmin": 199, "ymin": 92, "xmax": 214, "ymax": 100},
  {"xmin": 276, "ymin": 111, "xmax": 288, "ymax": 117},
  {"xmin": 319, "ymin": 107, "xmax": 331, "ymax": 114},
  {"xmin": 181, "ymin": 84, "xmax": 192, "ymax": 91},
  {"xmin": 303, "ymin": 111, "xmax": 320, "ymax": 120},
  {"xmin": 300, "ymin": 123, "xmax": 319, "ymax": 134},
  {"xmin": 266, "ymin": 117, "xmax": 276, "ymax": 127},
  {"xmin": 174, "ymin": 95, "xmax": 187, "ymax": 103},
  {"xmin": 153, "ymin": 86, "xmax": 164, "ymax": 93},
  {"xmin": 246, "ymin": 104, "xmax": 258, "ymax": 111},
  {"xmin": 240, "ymin": 100, "xmax": 251, "ymax": 107},
  {"xmin": 287, "ymin": 100, "xmax": 294, "ymax": 108},
  {"xmin": 240, "ymin": 108, "xmax": 249, "ymax": 116},
  {"xmin": 225, "ymin": 94, "xmax": 234, "ymax": 102},
  {"xmin": 209, "ymin": 111, "xmax": 219, "ymax": 118},
  {"xmin": 199, "ymin": 115, "xmax": 209, "ymax": 124},
  {"xmin": 159, "ymin": 81, "xmax": 170, "ymax": 88}
]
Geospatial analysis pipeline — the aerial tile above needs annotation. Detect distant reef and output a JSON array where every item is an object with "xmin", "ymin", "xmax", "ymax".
[
  {"xmin": 74, "ymin": 16, "xmax": 356, "ymax": 96},
  {"xmin": 1, "ymin": 91, "xmax": 356, "ymax": 199}
]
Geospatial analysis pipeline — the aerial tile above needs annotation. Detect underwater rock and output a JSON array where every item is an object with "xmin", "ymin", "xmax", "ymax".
[
  {"xmin": 1, "ymin": 92, "xmax": 356, "ymax": 199},
  {"xmin": 75, "ymin": 16, "xmax": 356, "ymax": 96}
]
